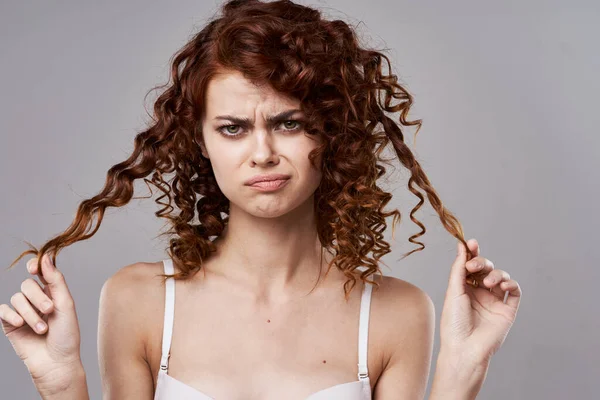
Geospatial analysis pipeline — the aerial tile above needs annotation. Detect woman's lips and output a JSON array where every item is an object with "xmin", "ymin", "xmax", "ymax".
[{"xmin": 248, "ymin": 178, "xmax": 290, "ymax": 191}]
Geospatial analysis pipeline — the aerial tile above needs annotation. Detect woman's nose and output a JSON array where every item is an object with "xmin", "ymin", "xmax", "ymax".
[{"xmin": 249, "ymin": 131, "xmax": 280, "ymax": 166}]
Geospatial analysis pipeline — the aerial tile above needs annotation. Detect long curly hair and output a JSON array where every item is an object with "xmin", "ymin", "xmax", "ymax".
[{"xmin": 8, "ymin": 0, "xmax": 477, "ymax": 300}]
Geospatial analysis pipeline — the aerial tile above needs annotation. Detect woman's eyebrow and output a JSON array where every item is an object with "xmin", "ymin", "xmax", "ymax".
[{"xmin": 213, "ymin": 108, "xmax": 303, "ymax": 126}]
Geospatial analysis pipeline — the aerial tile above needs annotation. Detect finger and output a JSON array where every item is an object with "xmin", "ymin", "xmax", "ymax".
[
  {"xmin": 20, "ymin": 278, "xmax": 54, "ymax": 315},
  {"xmin": 10, "ymin": 292, "xmax": 47, "ymax": 334},
  {"xmin": 39, "ymin": 253, "xmax": 73, "ymax": 310},
  {"xmin": 0, "ymin": 304, "xmax": 25, "ymax": 332},
  {"xmin": 482, "ymin": 269, "xmax": 510, "ymax": 289},
  {"xmin": 26, "ymin": 258, "xmax": 39, "ymax": 275},
  {"xmin": 27, "ymin": 257, "xmax": 50, "ymax": 291},
  {"xmin": 26, "ymin": 258, "xmax": 50, "ymax": 301},
  {"xmin": 447, "ymin": 239, "xmax": 478, "ymax": 298},
  {"xmin": 30, "ymin": 257, "xmax": 50, "ymax": 286},
  {"xmin": 465, "ymin": 256, "xmax": 494, "ymax": 275},
  {"xmin": 481, "ymin": 269, "xmax": 511, "ymax": 299},
  {"xmin": 469, "ymin": 238, "xmax": 481, "ymax": 258},
  {"xmin": 499, "ymin": 279, "xmax": 522, "ymax": 308}
]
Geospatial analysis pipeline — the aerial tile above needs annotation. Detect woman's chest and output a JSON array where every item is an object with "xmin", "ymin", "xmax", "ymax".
[{"xmin": 146, "ymin": 283, "xmax": 385, "ymax": 399}]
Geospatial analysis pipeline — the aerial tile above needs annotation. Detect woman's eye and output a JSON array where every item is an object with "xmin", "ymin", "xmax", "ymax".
[
  {"xmin": 217, "ymin": 120, "xmax": 303, "ymax": 137},
  {"xmin": 282, "ymin": 120, "xmax": 300, "ymax": 129},
  {"xmin": 222, "ymin": 125, "xmax": 241, "ymax": 135}
]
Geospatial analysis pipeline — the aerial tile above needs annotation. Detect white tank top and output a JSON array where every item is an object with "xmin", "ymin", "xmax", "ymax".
[{"xmin": 154, "ymin": 258, "xmax": 374, "ymax": 399}]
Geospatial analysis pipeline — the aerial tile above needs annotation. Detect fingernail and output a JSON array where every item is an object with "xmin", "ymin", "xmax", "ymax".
[
  {"xmin": 27, "ymin": 258, "xmax": 35, "ymax": 272},
  {"xmin": 35, "ymin": 322, "xmax": 46, "ymax": 332}
]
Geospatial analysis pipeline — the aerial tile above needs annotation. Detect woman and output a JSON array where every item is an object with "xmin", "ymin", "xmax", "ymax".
[{"xmin": 1, "ymin": 0, "xmax": 521, "ymax": 399}]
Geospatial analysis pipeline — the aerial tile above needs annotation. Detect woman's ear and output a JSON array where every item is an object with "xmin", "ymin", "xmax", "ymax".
[
  {"xmin": 194, "ymin": 132, "xmax": 210, "ymax": 159},
  {"xmin": 200, "ymin": 142, "xmax": 210, "ymax": 159}
]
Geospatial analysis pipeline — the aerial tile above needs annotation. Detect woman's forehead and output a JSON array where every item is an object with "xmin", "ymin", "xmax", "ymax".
[{"xmin": 204, "ymin": 73, "xmax": 300, "ymax": 119}]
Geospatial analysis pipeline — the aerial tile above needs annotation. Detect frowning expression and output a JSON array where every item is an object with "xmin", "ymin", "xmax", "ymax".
[{"xmin": 199, "ymin": 69, "xmax": 323, "ymax": 218}]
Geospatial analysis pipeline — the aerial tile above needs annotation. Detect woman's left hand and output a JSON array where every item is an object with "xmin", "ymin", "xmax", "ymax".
[{"xmin": 439, "ymin": 238, "xmax": 522, "ymax": 368}]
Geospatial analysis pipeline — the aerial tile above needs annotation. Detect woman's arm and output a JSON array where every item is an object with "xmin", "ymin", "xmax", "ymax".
[
  {"xmin": 38, "ymin": 362, "xmax": 89, "ymax": 400},
  {"xmin": 371, "ymin": 279, "xmax": 436, "ymax": 399},
  {"xmin": 428, "ymin": 350, "xmax": 489, "ymax": 400},
  {"xmin": 373, "ymin": 238, "xmax": 521, "ymax": 399},
  {"xmin": 427, "ymin": 238, "xmax": 521, "ymax": 399},
  {"xmin": 25, "ymin": 261, "xmax": 160, "ymax": 400},
  {"xmin": 42, "ymin": 262, "xmax": 160, "ymax": 400},
  {"xmin": 1, "ymin": 255, "xmax": 91, "ymax": 400},
  {"xmin": 98, "ymin": 263, "xmax": 158, "ymax": 399},
  {"xmin": 370, "ymin": 280, "xmax": 489, "ymax": 400}
]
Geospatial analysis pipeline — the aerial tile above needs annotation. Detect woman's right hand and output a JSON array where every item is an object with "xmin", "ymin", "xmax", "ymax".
[{"xmin": 1, "ymin": 254, "xmax": 84, "ymax": 392}]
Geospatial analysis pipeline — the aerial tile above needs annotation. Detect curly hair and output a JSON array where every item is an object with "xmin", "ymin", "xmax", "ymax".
[{"xmin": 8, "ymin": 0, "xmax": 478, "ymax": 300}]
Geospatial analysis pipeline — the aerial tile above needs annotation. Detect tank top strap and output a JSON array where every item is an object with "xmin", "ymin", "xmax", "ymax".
[
  {"xmin": 357, "ymin": 278, "xmax": 374, "ymax": 381},
  {"xmin": 159, "ymin": 259, "xmax": 175, "ymax": 372}
]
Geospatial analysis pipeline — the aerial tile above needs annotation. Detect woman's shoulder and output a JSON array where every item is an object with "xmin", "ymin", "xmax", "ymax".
[
  {"xmin": 100, "ymin": 260, "xmax": 173, "ymax": 318},
  {"xmin": 368, "ymin": 274, "xmax": 436, "ymax": 366},
  {"xmin": 101, "ymin": 260, "xmax": 168, "ymax": 298},
  {"xmin": 99, "ymin": 260, "xmax": 172, "ymax": 357},
  {"xmin": 100, "ymin": 261, "xmax": 171, "ymax": 324},
  {"xmin": 374, "ymin": 274, "xmax": 435, "ymax": 333},
  {"xmin": 373, "ymin": 275, "xmax": 434, "ymax": 313}
]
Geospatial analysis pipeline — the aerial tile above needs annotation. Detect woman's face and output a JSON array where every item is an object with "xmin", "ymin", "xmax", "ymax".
[{"xmin": 199, "ymin": 70, "xmax": 323, "ymax": 218}]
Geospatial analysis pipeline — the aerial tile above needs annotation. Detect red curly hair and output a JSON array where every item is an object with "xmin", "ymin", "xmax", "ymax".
[{"xmin": 9, "ymin": 0, "xmax": 478, "ymax": 300}]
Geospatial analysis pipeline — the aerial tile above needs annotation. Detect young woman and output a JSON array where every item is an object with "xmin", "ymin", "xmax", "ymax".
[{"xmin": 1, "ymin": 1, "xmax": 521, "ymax": 399}]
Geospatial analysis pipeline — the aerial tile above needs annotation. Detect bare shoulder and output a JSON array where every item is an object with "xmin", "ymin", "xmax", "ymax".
[
  {"xmin": 99, "ymin": 260, "xmax": 167, "ymax": 353},
  {"xmin": 102, "ymin": 260, "xmax": 166, "ymax": 288},
  {"xmin": 98, "ymin": 260, "xmax": 167, "ymax": 396},
  {"xmin": 371, "ymin": 274, "xmax": 435, "ymax": 351},
  {"xmin": 372, "ymin": 274, "xmax": 435, "ymax": 321},
  {"xmin": 100, "ymin": 260, "xmax": 166, "ymax": 310},
  {"xmin": 369, "ymin": 275, "xmax": 436, "ymax": 398}
]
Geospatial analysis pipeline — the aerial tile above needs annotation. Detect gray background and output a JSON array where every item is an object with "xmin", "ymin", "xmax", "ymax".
[{"xmin": 1, "ymin": 0, "xmax": 598, "ymax": 398}]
